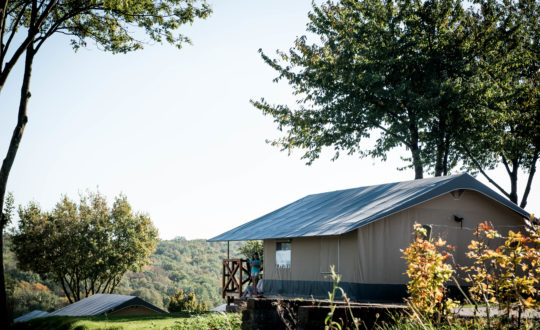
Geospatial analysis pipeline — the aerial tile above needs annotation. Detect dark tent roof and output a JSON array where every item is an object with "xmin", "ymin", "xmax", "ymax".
[
  {"xmin": 13, "ymin": 310, "xmax": 50, "ymax": 323},
  {"xmin": 48, "ymin": 294, "xmax": 166, "ymax": 316},
  {"xmin": 209, "ymin": 173, "xmax": 528, "ymax": 241}
]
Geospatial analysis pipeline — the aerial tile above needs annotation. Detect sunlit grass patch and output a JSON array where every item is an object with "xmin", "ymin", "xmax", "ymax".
[{"xmin": 11, "ymin": 312, "xmax": 242, "ymax": 330}]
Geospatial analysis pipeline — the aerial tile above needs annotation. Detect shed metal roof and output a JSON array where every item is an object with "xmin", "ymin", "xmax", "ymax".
[
  {"xmin": 48, "ymin": 294, "xmax": 166, "ymax": 316},
  {"xmin": 13, "ymin": 310, "xmax": 50, "ymax": 323},
  {"xmin": 209, "ymin": 173, "xmax": 529, "ymax": 241}
]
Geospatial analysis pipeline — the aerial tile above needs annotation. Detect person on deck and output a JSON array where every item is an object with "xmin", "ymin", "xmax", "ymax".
[{"xmin": 249, "ymin": 252, "xmax": 262, "ymax": 294}]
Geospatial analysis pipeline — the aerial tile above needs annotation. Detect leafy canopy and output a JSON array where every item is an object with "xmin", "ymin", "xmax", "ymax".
[
  {"xmin": 252, "ymin": 0, "xmax": 473, "ymax": 179},
  {"xmin": 12, "ymin": 191, "xmax": 158, "ymax": 303},
  {"xmin": 238, "ymin": 240, "xmax": 263, "ymax": 260},
  {"xmin": 457, "ymin": 0, "xmax": 539, "ymax": 208}
]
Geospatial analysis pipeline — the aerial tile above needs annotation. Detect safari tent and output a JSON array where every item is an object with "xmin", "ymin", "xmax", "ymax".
[{"xmin": 209, "ymin": 173, "xmax": 529, "ymax": 302}]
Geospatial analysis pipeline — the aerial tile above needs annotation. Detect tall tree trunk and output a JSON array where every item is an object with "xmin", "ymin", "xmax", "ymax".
[
  {"xmin": 408, "ymin": 111, "xmax": 423, "ymax": 179},
  {"xmin": 502, "ymin": 156, "xmax": 519, "ymax": 204},
  {"xmin": 434, "ymin": 114, "xmax": 447, "ymax": 177},
  {"xmin": 58, "ymin": 276, "xmax": 74, "ymax": 304},
  {"xmin": 442, "ymin": 133, "xmax": 450, "ymax": 176},
  {"xmin": 509, "ymin": 171, "xmax": 518, "ymax": 204},
  {"xmin": 434, "ymin": 146, "xmax": 444, "ymax": 176},
  {"xmin": 520, "ymin": 150, "xmax": 538, "ymax": 209},
  {"xmin": 411, "ymin": 145, "xmax": 423, "ymax": 179},
  {"xmin": 0, "ymin": 44, "xmax": 35, "ymax": 326}
]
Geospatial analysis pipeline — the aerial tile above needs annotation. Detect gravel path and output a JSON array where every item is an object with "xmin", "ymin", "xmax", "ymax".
[{"xmin": 454, "ymin": 306, "xmax": 540, "ymax": 319}]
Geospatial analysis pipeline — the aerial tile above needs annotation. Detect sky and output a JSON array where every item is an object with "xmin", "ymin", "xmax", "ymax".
[{"xmin": 0, "ymin": 0, "xmax": 538, "ymax": 240}]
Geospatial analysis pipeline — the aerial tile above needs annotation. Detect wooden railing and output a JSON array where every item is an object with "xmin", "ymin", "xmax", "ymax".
[{"xmin": 222, "ymin": 258, "xmax": 250, "ymax": 302}]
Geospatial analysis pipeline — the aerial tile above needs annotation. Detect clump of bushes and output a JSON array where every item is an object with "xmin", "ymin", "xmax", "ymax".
[
  {"xmin": 168, "ymin": 289, "xmax": 208, "ymax": 313},
  {"xmin": 402, "ymin": 224, "xmax": 457, "ymax": 323},
  {"xmin": 402, "ymin": 215, "xmax": 540, "ymax": 328}
]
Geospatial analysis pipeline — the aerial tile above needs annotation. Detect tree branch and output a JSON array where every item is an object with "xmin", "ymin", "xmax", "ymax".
[
  {"xmin": 1, "ymin": 2, "xmax": 30, "ymax": 65},
  {"xmin": 461, "ymin": 143, "xmax": 512, "ymax": 199},
  {"xmin": 58, "ymin": 275, "xmax": 74, "ymax": 304},
  {"xmin": 0, "ymin": 0, "xmax": 9, "ymax": 64},
  {"xmin": 0, "ymin": 0, "xmax": 57, "ymax": 90},
  {"xmin": 34, "ymin": 4, "xmax": 98, "ymax": 52},
  {"xmin": 501, "ymin": 154, "xmax": 513, "ymax": 177},
  {"xmin": 375, "ymin": 124, "xmax": 411, "ymax": 148}
]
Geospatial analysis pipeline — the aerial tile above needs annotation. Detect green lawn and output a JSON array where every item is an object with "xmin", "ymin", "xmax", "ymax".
[{"xmin": 10, "ymin": 312, "xmax": 242, "ymax": 330}]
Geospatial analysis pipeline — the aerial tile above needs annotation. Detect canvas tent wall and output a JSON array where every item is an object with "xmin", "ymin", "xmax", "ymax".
[
  {"xmin": 209, "ymin": 174, "xmax": 529, "ymax": 301},
  {"xmin": 262, "ymin": 190, "xmax": 526, "ymax": 301}
]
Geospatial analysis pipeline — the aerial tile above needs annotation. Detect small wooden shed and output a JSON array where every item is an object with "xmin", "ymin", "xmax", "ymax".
[{"xmin": 210, "ymin": 174, "xmax": 529, "ymax": 302}]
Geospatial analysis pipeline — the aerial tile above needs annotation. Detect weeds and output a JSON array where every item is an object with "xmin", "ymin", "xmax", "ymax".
[{"xmin": 324, "ymin": 265, "xmax": 362, "ymax": 330}]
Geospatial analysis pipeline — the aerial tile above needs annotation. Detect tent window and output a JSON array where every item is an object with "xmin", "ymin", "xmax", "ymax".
[{"xmin": 276, "ymin": 242, "xmax": 291, "ymax": 269}]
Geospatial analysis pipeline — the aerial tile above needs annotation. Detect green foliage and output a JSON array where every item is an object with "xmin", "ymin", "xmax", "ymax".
[
  {"xmin": 252, "ymin": 0, "xmax": 472, "ymax": 178},
  {"xmin": 168, "ymin": 289, "xmax": 207, "ymax": 313},
  {"xmin": 403, "ymin": 218, "xmax": 540, "ymax": 328},
  {"xmin": 402, "ymin": 224, "xmax": 457, "ymax": 322},
  {"xmin": 10, "ymin": 313, "xmax": 242, "ymax": 330},
  {"xmin": 5, "ymin": 235, "xmax": 242, "ymax": 317},
  {"xmin": 1, "ymin": 192, "xmax": 14, "ymax": 230},
  {"xmin": 0, "ymin": 0, "xmax": 212, "ymax": 322},
  {"xmin": 116, "ymin": 238, "xmax": 243, "ymax": 310},
  {"xmin": 375, "ymin": 314, "xmax": 540, "ymax": 329},
  {"xmin": 2, "ymin": 0, "xmax": 212, "ymax": 56},
  {"xmin": 170, "ymin": 312, "xmax": 242, "ymax": 330},
  {"xmin": 252, "ymin": 0, "xmax": 539, "ymax": 205},
  {"xmin": 324, "ymin": 266, "xmax": 360, "ymax": 330},
  {"xmin": 238, "ymin": 240, "xmax": 263, "ymax": 259},
  {"xmin": 12, "ymin": 191, "xmax": 158, "ymax": 303},
  {"xmin": 459, "ymin": 0, "xmax": 540, "ymax": 208},
  {"xmin": 10, "ymin": 281, "xmax": 66, "ymax": 318},
  {"xmin": 464, "ymin": 219, "xmax": 540, "ymax": 326}
]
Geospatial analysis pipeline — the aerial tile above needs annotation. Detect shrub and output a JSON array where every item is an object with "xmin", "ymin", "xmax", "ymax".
[
  {"xmin": 464, "ymin": 219, "xmax": 540, "ymax": 326},
  {"xmin": 402, "ymin": 223, "xmax": 457, "ymax": 322},
  {"xmin": 168, "ymin": 289, "xmax": 208, "ymax": 313},
  {"xmin": 11, "ymin": 280, "xmax": 66, "ymax": 317}
]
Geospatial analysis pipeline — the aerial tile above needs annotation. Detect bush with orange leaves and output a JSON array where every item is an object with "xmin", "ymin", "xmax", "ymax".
[
  {"xmin": 402, "ymin": 223, "xmax": 457, "ymax": 322},
  {"xmin": 465, "ymin": 217, "xmax": 540, "ymax": 326}
]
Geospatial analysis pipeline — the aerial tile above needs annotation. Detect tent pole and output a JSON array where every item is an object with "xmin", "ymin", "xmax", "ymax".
[{"xmin": 227, "ymin": 241, "xmax": 230, "ymax": 259}]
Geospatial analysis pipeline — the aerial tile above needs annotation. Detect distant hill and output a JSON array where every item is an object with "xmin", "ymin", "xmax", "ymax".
[{"xmin": 4, "ymin": 235, "xmax": 244, "ymax": 317}]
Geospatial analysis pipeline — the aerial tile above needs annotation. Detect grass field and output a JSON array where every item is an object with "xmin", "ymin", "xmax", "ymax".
[{"xmin": 10, "ymin": 312, "xmax": 242, "ymax": 330}]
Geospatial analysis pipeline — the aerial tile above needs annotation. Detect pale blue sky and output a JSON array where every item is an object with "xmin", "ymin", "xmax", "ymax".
[{"xmin": 1, "ymin": 0, "xmax": 537, "ymax": 239}]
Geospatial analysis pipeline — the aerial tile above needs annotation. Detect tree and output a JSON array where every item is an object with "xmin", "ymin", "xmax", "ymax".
[
  {"xmin": 0, "ymin": 0, "xmax": 211, "ymax": 322},
  {"xmin": 458, "ymin": 0, "xmax": 539, "ymax": 208},
  {"xmin": 238, "ymin": 240, "xmax": 263, "ymax": 259},
  {"xmin": 252, "ymin": 0, "xmax": 473, "ymax": 179},
  {"xmin": 253, "ymin": 0, "xmax": 538, "ymax": 208},
  {"xmin": 167, "ymin": 289, "xmax": 207, "ymax": 313},
  {"xmin": 12, "ymin": 191, "xmax": 159, "ymax": 304},
  {"xmin": 1, "ymin": 192, "xmax": 14, "ymax": 233}
]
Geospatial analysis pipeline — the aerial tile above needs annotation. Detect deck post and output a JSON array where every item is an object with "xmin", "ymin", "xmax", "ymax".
[{"xmin": 222, "ymin": 258, "xmax": 250, "ymax": 305}]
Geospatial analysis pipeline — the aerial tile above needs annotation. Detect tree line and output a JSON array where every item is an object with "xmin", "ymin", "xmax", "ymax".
[{"xmin": 4, "ymin": 216, "xmax": 244, "ymax": 317}]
